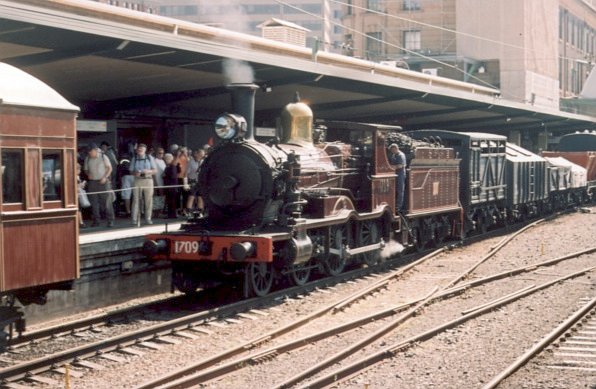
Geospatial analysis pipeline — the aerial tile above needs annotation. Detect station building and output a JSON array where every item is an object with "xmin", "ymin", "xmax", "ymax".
[{"xmin": 342, "ymin": 0, "xmax": 596, "ymax": 117}]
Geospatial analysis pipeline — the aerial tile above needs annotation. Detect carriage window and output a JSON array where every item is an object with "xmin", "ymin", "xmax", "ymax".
[
  {"xmin": 1, "ymin": 149, "xmax": 24, "ymax": 204},
  {"xmin": 42, "ymin": 150, "xmax": 62, "ymax": 201}
]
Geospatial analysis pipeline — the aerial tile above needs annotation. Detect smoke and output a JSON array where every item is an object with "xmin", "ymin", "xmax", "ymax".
[
  {"xmin": 223, "ymin": 59, "xmax": 254, "ymax": 84},
  {"xmin": 195, "ymin": 0, "xmax": 255, "ymax": 84},
  {"xmin": 381, "ymin": 240, "xmax": 405, "ymax": 260}
]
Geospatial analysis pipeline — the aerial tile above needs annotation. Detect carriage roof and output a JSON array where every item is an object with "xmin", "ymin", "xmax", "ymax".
[{"xmin": 0, "ymin": 62, "xmax": 79, "ymax": 112}]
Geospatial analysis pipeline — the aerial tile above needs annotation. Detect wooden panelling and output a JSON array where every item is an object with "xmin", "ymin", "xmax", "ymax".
[
  {"xmin": 26, "ymin": 148, "xmax": 42, "ymax": 209},
  {"xmin": 64, "ymin": 149, "xmax": 76, "ymax": 207},
  {"xmin": 1, "ymin": 216, "xmax": 78, "ymax": 291},
  {"xmin": 0, "ymin": 107, "xmax": 76, "ymax": 140},
  {"xmin": 0, "ymin": 137, "xmax": 75, "ymax": 149},
  {"xmin": 0, "ymin": 218, "xmax": 4, "ymax": 291},
  {"xmin": 0, "ymin": 72, "xmax": 79, "ymax": 296}
]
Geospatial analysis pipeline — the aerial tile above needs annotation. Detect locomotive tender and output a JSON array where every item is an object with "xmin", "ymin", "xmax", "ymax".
[
  {"xmin": 145, "ymin": 84, "xmax": 595, "ymax": 298},
  {"xmin": 0, "ymin": 63, "xmax": 79, "ymax": 347}
]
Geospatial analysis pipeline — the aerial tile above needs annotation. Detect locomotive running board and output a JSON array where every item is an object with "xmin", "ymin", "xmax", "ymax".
[{"xmin": 329, "ymin": 241, "xmax": 384, "ymax": 259}]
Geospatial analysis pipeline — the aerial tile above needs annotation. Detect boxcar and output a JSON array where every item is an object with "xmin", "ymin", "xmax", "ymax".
[
  {"xmin": 0, "ymin": 63, "xmax": 79, "ymax": 343},
  {"xmin": 505, "ymin": 143, "xmax": 549, "ymax": 220}
]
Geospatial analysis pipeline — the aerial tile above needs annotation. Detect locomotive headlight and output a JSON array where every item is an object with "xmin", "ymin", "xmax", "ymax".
[{"xmin": 214, "ymin": 113, "xmax": 247, "ymax": 140}]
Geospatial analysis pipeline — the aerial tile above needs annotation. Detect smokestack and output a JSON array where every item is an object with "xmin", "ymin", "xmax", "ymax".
[{"xmin": 228, "ymin": 83, "xmax": 258, "ymax": 141}]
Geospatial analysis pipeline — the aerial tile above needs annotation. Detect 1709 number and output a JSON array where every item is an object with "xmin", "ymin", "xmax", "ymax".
[{"xmin": 173, "ymin": 240, "xmax": 199, "ymax": 254}]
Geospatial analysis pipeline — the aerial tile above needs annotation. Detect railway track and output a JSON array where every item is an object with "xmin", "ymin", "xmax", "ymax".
[
  {"xmin": 3, "ymin": 214, "xmax": 547, "ymax": 351},
  {"xmin": 483, "ymin": 295, "xmax": 596, "ymax": 389},
  {"xmin": 297, "ymin": 265, "xmax": 595, "ymax": 389},
  {"xmin": 0, "ymin": 243, "xmax": 447, "ymax": 386},
  {"xmin": 0, "ymin": 213, "xmax": 576, "ymax": 387},
  {"xmin": 134, "ymin": 221, "xmax": 595, "ymax": 388}
]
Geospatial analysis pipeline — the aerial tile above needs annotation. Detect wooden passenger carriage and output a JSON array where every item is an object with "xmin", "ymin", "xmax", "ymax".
[{"xmin": 0, "ymin": 63, "xmax": 79, "ymax": 308}]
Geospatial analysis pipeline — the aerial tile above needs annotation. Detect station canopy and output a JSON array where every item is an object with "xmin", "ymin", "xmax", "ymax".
[{"xmin": 0, "ymin": 0, "xmax": 594, "ymax": 135}]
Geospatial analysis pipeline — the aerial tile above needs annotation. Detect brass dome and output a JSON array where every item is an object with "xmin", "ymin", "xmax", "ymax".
[{"xmin": 280, "ymin": 100, "xmax": 313, "ymax": 146}]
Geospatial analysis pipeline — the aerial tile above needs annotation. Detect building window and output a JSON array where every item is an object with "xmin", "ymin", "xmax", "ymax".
[
  {"xmin": 42, "ymin": 151, "xmax": 62, "ymax": 202},
  {"xmin": 403, "ymin": 0, "xmax": 420, "ymax": 11},
  {"xmin": 559, "ymin": 9, "xmax": 564, "ymax": 40},
  {"xmin": 367, "ymin": 0, "xmax": 382, "ymax": 12},
  {"xmin": 1, "ymin": 149, "xmax": 24, "ymax": 204},
  {"xmin": 366, "ymin": 31, "xmax": 383, "ymax": 59},
  {"xmin": 403, "ymin": 30, "xmax": 421, "ymax": 51},
  {"xmin": 347, "ymin": 0, "xmax": 353, "ymax": 15}
]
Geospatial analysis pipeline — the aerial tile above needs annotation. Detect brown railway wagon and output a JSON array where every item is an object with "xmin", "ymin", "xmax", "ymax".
[{"xmin": 0, "ymin": 62, "xmax": 79, "ymax": 303}]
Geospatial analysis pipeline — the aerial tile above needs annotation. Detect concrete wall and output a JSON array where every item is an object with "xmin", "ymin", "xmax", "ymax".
[
  {"xmin": 343, "ymin": 0, "xmax": 456, "ymax": 60},
  {"xmin": 457, "ymin": 0, "xmax": 560, "ymax": 109}
]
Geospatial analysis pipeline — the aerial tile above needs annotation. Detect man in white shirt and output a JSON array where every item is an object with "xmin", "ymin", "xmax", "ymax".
[
  {"xmin": 84, "ymin": 143, "xmax": 115, "ymax": 227},
  {"xmin": 130, "ymin": 143, "xmax": 157, "ymax": 225}
]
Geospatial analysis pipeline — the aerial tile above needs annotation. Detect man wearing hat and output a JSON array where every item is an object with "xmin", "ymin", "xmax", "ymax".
[
  {"xmin": 388, "ymin": 143, "xmax": 406, "ymax": 212},
  {"xmin": 130, "ymin": 143, "xmax": 157, "ymax": 225},
  {"xmin": 84, "ymin": 143, "xmax": 115, "ymax": 227}
]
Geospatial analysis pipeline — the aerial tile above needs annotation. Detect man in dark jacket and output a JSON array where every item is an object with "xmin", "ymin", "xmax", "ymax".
[{"xmin": 388, "ymin": 143, "xmax": 406, "ymax": 212}]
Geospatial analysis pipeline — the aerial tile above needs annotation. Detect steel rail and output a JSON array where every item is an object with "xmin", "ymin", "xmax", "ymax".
[
  {"xmin": 299, "ymin": 265, "xmax": 596, "ymax": 389},
  {"xmin": 0, "ymin": 212, "xmax": 577, "ymax": 384},
  {"xmin": 443, "ymin": 246, "xmax": 596, "ymax": 296},
  {"xmin": 149, "ymin": 289, "xmax": 438, "ymax": 389},
  {"xmin": 444, "ymin": 217, "xmax": 545, "ymax": 288},
  {"xmin": 133, "ymin": 250, "xmax": 449, "ymax": 389},
  {"xmin": 6, "ymin": 295, "xmax": 189, "ymax": 349},
  {"xmin": 272, "ymin": 220, "xmax": 547, "ymax": 388},
  {"xmin": 0, "ymin": 260, "xmax": 399, "ymax": 384},
  {"xmin": 137, "ymin": 246, "xmax": 596, "ymax": 389},
  {"xmin": 482, "ymin": 295, "xmax": 596, "ymax": 389},
  {"xmin": 3, "ymin": 208, "xmax": 551, "ymax": 350},
  {"xmin": 332, "ymin": 247, "xmax": 446, "ymax": 312}
]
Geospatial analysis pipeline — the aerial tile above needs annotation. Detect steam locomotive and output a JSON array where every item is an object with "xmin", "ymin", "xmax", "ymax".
[
  {"xmin": 144, "ymin": 84, "xmax": 595, "ymax": 297},
  {"xmin": 145, "ymin": 84, "xmax": 463, "ymax": 297}
]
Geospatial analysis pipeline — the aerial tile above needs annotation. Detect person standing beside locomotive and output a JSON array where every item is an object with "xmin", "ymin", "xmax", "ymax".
[
  {"xmin": 84, "ymin": 143, "xmax": 115, "ymax": 227},
  {"xmin": 130, "ymin": 143, "xmax": 157, "ymax": 225},
  {"xmin": 163, "ymin": 153, "xmax": 180, "ymax": 219},
  {"xmin": 185, "ymin": 148, "xmax": 205, "ymax": 215},
  {"xmin": 154, "ymin": 147, "xmax": 166, "ymax": 190},
  {"xmin": 174, "ymin": 146, "xmax": 189, "ymax": 214},
  {"xmin": 388, "ymin": 143, "xmax": 407, "ymax": 212},
  {"xmin": 117, "ymin": 157, "xmax": 134, "ymax": 217},
  {"xmin": 153, "ymin": 147, "xmax": 167, "ymax": 216},
  {"xmin": 100, "ymin": 141, "xmax": 119, "ymax": 187}
]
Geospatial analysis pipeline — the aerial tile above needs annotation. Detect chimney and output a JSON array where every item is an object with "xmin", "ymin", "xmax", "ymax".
[{"xmin": 228, "ymin": 83, "xmax": 258, "ymax": 141}]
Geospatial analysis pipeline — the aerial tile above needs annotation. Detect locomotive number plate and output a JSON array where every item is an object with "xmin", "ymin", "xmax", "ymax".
[{"xmin": 173, "ymin": 240, "xmax": 200, "ymax": 254}]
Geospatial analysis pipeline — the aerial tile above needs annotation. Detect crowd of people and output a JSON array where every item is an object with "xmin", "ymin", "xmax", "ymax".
[{"xmin": 77, "ymin": 141, "xmax": 210, "ymax": 228}]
